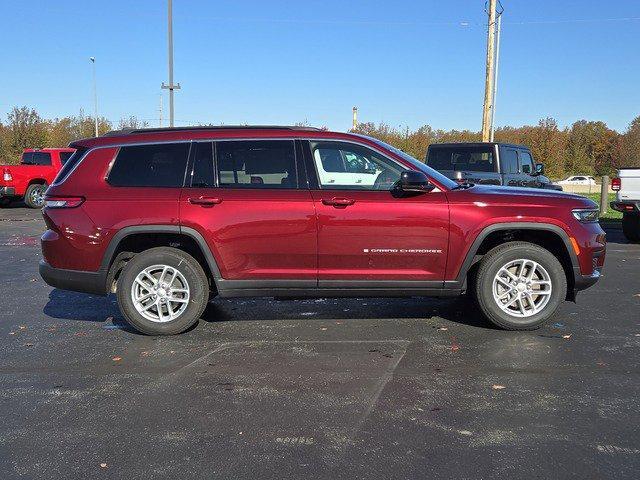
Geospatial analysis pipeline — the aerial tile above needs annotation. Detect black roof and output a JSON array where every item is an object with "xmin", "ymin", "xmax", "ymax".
[
  {"xmin": 103, "ymin": 125, "xmax": 322, "ymax": 137},
  {"xmin": 428, "ymin": 142, "xmax": 527, "ymax": 149}
]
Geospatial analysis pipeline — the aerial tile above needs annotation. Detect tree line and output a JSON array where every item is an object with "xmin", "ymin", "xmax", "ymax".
[
  {"xmin": 0, "ymin": 106, "xmax": 148, "ymax": 166},
  {"xmin": 353, "ymin": 116, "xmax": 640, "ymax": 178},
  {"xmin": 1, "ymin": 106, "xmax": 639, "ymax": 178}
]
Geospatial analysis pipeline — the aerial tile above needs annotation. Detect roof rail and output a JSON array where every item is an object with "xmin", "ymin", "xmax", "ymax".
[{"xmin": 103, "ymin": 125, "xmax": 322, "ymax": 136}]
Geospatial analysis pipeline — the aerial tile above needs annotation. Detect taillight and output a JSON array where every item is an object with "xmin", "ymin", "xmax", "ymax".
[
  {"xmin": 2, "ymin": 168, "xmax": 12, "ymax": 182},
  {"xmin": 611, "ymin": 177, "xmax": 621, "ymax": 191},
  {"xmin": 44, "ymin": 196, "xmax": 84, "ymax": 208}
]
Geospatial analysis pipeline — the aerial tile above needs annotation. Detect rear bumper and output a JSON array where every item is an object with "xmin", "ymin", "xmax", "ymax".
[
  {"xmin": 0, "ymin": 186, "xmax": 16, "ymax": 197},
  {"xmin": 39, "ymin": 260, "xmax": 108, "ymax": 296},
  {"xmin": 610, "ymin": 201, "xmax": 640, "ymax": 213}
]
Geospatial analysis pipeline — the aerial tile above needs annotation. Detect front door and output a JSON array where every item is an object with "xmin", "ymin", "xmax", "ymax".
[
  {"xmin": 304, "ymin": 140, "xmax": 449, "ymax": 285},
  {"xmin": 180, "ymin": 140, "xmax": 317, "ymax": 282}
]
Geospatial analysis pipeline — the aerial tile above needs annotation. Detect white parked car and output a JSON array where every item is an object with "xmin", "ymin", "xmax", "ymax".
[{"xmin": 558, "ymin": 175, "xmax": 597, "ymax": 186}]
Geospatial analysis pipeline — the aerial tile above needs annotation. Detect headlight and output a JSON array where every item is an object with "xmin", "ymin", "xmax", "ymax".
[{"xmin": 572, "ymin": 208, "xmax": 599, "ymax": 223}]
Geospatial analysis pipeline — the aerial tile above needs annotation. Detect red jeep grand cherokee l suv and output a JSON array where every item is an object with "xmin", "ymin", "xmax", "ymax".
[{"xmin": 39, "ymin": 126, "xmax": 605, "ymax": 335}]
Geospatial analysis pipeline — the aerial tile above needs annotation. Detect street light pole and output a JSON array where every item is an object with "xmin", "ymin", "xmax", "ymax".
[
  {"xmin": 161, "ymin": 0, "xmax": 180, "ymax": 127},
  {"xmin": 90, "ymin": 57, "xmax": 98, "ymax": 137}
]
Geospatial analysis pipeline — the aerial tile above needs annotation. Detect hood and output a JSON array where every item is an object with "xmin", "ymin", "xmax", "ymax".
[{"xmin": 454, "ymin": 184, "xmax": 598, "ymax": 208}]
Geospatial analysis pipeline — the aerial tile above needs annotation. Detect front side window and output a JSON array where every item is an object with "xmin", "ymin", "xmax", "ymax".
[
  {"xmin": 519, "ymin": 151, "xmax": 535, "ymax": 174},
  {"xmin": 108, "ymin": 143, "xmax": 190, "ymax": 187},
  {"xmin": 21, "ymin": 151, "xmax": 52, "ymax": 166},
  {"xmin": 311, "ymin": 141, "xmax": 403, "ymax": 190},
  {"xmin": 216, "ymin": 140, "xmax": 297, "ymax": 188}
]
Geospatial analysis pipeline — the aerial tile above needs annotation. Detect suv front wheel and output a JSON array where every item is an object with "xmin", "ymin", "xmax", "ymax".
[
  {"xmin": 117, "ymin": 247, "xmax": 209, "ymax": 335},
  {"xmin": 473, "ymin": 241, "xmax": 567, "ymax": 330}
]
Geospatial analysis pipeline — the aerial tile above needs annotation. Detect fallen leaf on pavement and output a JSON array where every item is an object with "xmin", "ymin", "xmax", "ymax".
[
  {"xmin": 492, "ymin": 384, "xmax": 506, "ymax": 390},
  {"xmin": 9, "ymin": 332, "xmax": 15, "ymax": 335},
  {"xmin": 100, "ymin": 463, "xmax": 107, "ymax": 468},
  {"xmin": 562, "ymin": 334, "xmax": 572, "ymax": 339},
  {"xmin": 112, "ymin": 356, "xmax": 122, "ymax": 362},
  {"xmin": 320, "ymin": 327, "xmax": 328, "ymax": 331},
  {"xmin": 438, "ymin": 327, "xmax": 448, "ymax": 331},
  {"xmin": 24, "ymin": 343, "xmax": 34, "ymax": 347},
  {"xmin": 19, "ymin": 325, "xmax": 26, "ymax": 330},
  {"xmin": 450, "ymin": 343, "xmax": 460, "ymax": 352}
]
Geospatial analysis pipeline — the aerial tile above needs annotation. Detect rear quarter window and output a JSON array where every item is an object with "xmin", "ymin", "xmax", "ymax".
[
  {"xmin": 108, "ymin": 143, "xmax": 190, "ymax": 187},
  {"xmin": 52, "ymin": 148, "xmax": 88, "ymax": 184}
]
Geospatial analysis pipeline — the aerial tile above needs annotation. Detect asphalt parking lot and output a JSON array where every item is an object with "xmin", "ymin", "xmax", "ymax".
[{"xmin": 0, "ymin": 206, "xmax": 638, "ymax": 479}]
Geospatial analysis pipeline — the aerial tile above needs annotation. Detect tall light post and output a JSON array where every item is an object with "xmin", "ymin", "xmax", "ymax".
[
  {"xmin": 161, "ymin": 0, "xmax": 180, "ymax": 127},
  {"xmin": 490, "ymin": 7, "xmax": 503, "ymax": 142},
  {"xmin": 89, "ymin": 57, "xmax": 98, "ymax": 137}
]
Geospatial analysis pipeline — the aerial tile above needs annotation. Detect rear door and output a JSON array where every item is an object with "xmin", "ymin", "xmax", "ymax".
[{"xmin": 179, "ymin": 139, "xmax": 317, "ymax": 282}]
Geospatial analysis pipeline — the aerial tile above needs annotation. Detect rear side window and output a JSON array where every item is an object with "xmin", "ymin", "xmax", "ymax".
[
  {"xmin": 427, "ymin": 147, "xmax": 494, "ymax": 172},
  {"xmin": 21, "ymin": 151, "xmax": 52, "ymax": 166},
  {"xmin": 52, "ymin": 148, "xmax": 88, "ymax": 184},
  {"xmin": 216, "ymin": 140, "xmax": 297, "ymax": 188},
  {"xmin": 108, "ymin": 143, "xmax": 190, "ymax": 187},
  {"xmin": 59, "ymin": 152, "xmax": 74, "ymax": 164},
  {"xmin": 190, "ymin": 142, "xmax": 215, "ymax": 188}
]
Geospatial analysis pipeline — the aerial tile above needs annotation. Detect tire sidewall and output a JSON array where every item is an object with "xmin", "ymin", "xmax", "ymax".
[
  {"xmin": 25, "ymin": 184, "xmax": 46, "ymax": 209},
  {"xmin": 477, "ymin": 245, "xmax": 566, "ymax": 329},
  {"xmin": 117, "ymin": 248, "xmax": 208, "ymax": 335}
]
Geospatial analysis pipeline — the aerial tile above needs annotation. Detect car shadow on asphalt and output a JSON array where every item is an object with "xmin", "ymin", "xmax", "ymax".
[
  {"xmin": 42, "ymin": 288, "xmax": 495, "ymax": 332},
  {"xmin": 200, "ymin": 295, "xmax": 496, "ymax": 330}
]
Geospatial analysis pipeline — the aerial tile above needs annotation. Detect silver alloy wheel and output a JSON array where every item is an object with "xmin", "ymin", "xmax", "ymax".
[
  {"xmin": 31, "ymin": 186, "xmax": 45, "ymax": 207},
  {"xmin": 130, "ymin": 264, "xmax": 190, "ymax": 323},
  {"xmin": 492, "ymin": 259, "xmax": 552, "ymax": 318}
]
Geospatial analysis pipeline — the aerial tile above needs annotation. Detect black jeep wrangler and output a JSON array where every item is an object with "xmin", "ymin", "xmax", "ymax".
[{"xmin": 426, "ymin": 142, "xmax": 562, "ymax": 190}]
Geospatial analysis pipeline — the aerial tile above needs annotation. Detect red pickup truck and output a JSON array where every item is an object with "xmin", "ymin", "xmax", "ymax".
[{"xmin": 1, "ymin": 148, "xmax": 75, "ymax": 208}]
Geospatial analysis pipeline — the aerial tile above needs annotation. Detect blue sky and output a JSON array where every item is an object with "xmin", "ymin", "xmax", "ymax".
[{"xmin": 1, "ymin": 0, "xmax": 639, "ymax": 132}]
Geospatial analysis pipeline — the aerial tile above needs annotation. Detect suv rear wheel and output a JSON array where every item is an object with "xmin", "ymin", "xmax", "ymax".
[
  {"xmin": 473, "ymin": 241, "xmax": 567, "ymax": 330},
  {"xmin": 116, "ymin": 247, "xmax": 209, "ymax": 335}
]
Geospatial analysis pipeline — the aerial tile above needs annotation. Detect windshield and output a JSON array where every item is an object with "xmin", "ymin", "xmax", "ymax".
[{"xmin": 354, "ymin": 135, "xmax": 458, "ymax": 190}]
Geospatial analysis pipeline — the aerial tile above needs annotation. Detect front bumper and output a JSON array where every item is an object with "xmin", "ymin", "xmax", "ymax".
[
  {"xmin": 0, "ymin": 186, "xmax": 16, "ymax": 198},
  {"xmin": 39, "ymin": 260, "xmax": 108, "ymax": 296}
]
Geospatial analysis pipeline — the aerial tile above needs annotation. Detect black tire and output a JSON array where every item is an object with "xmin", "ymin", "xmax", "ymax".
[
  {"xmin": 473, "ymin": 241, "xmax": 567, "ymax": 330},
  {"xmin": 116, "ymin": 247, "xmax": 209, "ymax": 335},
  {"xmin": 622, "ymin": 213, "xmax": 640, "ymax": 243},
  {"xmin": 24, "ymin": 183, "xmax": 46, "ymax": 209}
]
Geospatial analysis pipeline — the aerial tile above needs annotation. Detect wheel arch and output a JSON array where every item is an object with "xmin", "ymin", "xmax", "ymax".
[
  {"xmin": 101, "ymin": 225, "xmax": 222, "ymax": 293},
  {"xmin": 454, "ymin": 222, "xmax": 579, "ymax": 299}
]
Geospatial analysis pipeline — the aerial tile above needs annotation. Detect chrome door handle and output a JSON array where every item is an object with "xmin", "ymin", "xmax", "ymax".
[
  {"xmin": 188, "ymin": 196, "xmax": 222, "ymax": 206},
  {"xmin": 322, "ymin": 197, "xmax": 355, "ymax": 207}
]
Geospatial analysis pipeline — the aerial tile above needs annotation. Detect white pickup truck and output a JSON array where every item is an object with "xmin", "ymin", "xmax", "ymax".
[{"xmin": 611, "ymin": 168, "xmax": 640, "ymax": 242}]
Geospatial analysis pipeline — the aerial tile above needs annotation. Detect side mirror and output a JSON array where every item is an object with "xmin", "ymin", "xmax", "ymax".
[
  {"xmin": 535, "ymin": 163, "xmax": 545, "ymax": 176},
  {"xmin": 397, "ymin": 170, "xmax": 434, "ymax": 193}
]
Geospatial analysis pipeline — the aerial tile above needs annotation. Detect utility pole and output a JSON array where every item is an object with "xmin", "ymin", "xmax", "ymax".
[
  {"xmin": 352, "ymin": 106, "xmax": 358, "ymax": 130},
  {"xmin": 481, "ymin": 0, "xmax": 497, "ymax": 142},
  {"xmin": 490, "ymin": 8, "xmax": 503, "ymax": 142},
  {"xmin": 161, "ymin": 0, "xmax": 180, "ymax": 127},
  {"xmin": 89, "ymin": 57, "xmax": 98, "ymax": 137}
]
